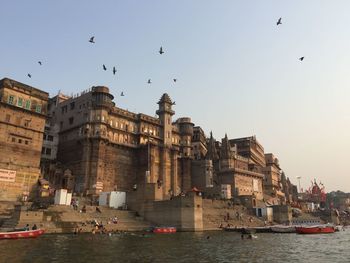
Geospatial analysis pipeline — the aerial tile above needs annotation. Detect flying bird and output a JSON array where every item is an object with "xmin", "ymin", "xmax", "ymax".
[
  {"xmin": 173, "ymin": 78, "xmax": 177, "ymax": 82},
  {"xmin": 147, "ymin": 79, "xmax": 152, "ymax": 84},
  {"xmin": 38, "ymin": 61, "xmax": 42, "ymax": 65},
  {"xmin": 103, "ymin": 64, "xmax": 107, "ymax": 71},
  {"xmin": 299, "ymin": 57, "xmax": 304, "ymax": 61},
  {"xmin": 113, "ymin": 67, "xmax": 116, "ymax": 75},
  {"xmin": 120, "ymin": 92, "xmax": 125, "ymax": 96},
  {"xmin": 159, "ymin": 46, "xmax": 164, "ymax": 54},
  {"xmin": 89, "ymin": 36, "xmax": 95, "ymax": 43},
  {"xmin": 27, "ymin": 74, "xmax": 31, "ymax": 78},
  {"xmin": 277, "ymin": 18, "xmax": 282, "ymax": 25}
]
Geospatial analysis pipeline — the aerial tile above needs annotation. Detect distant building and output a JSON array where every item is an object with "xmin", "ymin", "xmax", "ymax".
[
  {"xmin": 191, "ymin": 132, "xmax": 265, "ymax": 202},
  {"xmin": 262, "ymin": 153, "xmax": 285, "ymax": 203},
  {"xmin": 0, "ymin": 78, "xmax": 48, "ymax": 201},
  {"xmin": 229, "ymin": 136, "xmax": 266, "ymax": 173},
  {"xmin": 192, "ymin": 126, "xmax": 207, "ymax": 160},
  {"xmin": 218, "ymin": 134, "xmax": 264, "ymax": 201}
]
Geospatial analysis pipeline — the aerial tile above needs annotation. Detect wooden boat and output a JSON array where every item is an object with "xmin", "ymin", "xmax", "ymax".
[
  {"xmin": 295, "ymin": 225, "xmax": 335, "ymax": 234},
  {"xmin": 152, "ymin": 227, "xmax": 176, "ymax": 233},
  {"xmin": 0, "ymin": 229, "xmax": 45, "ymax": 239},
  {"xmin": 270, "ymin": 225, "xmax": 296, "ymax": 233}
]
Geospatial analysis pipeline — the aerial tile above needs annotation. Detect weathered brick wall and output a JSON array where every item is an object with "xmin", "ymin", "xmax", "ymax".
[
  {"xmin": 143, "ymin": 195, "xmax": 203, "ymax": 231},
  {"xmin": 234, "ymin": 174, "xmax": 263, "ymax": 200},
  {"xmin": 0, "ymin": 103, "xmax": 45, "ymax": 201},
  {"xmin": 57, "ymin": 138, "xmax": 139, "ymax": 194},
  {"xmin": 103, "ymin": 143, "xmax": 138, "ymax": 192}
]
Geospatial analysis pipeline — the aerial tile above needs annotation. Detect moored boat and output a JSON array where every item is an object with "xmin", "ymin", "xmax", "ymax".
[
  {"xmin": 0, "ymin": 229, "xmax": 45, "ymax": 239},
  {"xmin": 295, "ymin": 225, "xmax": 335, "ymax": 234},
  {"xmin": 253, "ymin": 226, "xmax": 272, "ymax": 233},
  {"xmin": 152, "ymin": 227, "xmax": 176, "ymax": 233},
  {"xmin": 270, "ymin": 225, "xmax": 296, "ymax": 233}
]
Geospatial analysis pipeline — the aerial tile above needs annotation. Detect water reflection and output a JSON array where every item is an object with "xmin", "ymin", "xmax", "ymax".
[{"xmin": 0, "ymin": 231, "xmax": 349, "ymax": 263}]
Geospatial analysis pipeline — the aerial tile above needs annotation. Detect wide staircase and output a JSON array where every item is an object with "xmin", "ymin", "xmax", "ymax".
[
  {"xmin": 0, "ymin": 203, "xmax": 151, "ymax": 233},
  {"xmin": 44, "ymin": 205, "xmax": 151, "ymax": 233},
  {"xmin": 202, "ymin": 199, "xmax": 265, "ymax": 230}
]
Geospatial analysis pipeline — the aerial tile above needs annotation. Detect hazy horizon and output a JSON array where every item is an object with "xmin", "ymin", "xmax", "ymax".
[{"xmin": 1, "ymin": 1, "xmax": 349, "ymax": 192}]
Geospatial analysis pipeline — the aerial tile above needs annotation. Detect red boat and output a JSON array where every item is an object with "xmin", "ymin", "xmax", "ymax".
[
  {"xmin": 0, "ymin": 229, "xmax": 45, "ymax": 239},
  {"xmin": 296, "ymin": 225, "xmax": 335, "ymax": 234},
  {"xmin": 152, "ymin": 227, "xmax": 176, "ymax": 233}
]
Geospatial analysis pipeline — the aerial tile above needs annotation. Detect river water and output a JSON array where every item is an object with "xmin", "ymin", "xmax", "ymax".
[{"xmin": 0, "ymin": 230, "xmax": 349, "ymax": 263}]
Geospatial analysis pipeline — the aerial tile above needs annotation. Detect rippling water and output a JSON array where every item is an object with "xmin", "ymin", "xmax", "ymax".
[{"xmin": 0, "ymin": 230, "xmax": 349, "ymax": 263}]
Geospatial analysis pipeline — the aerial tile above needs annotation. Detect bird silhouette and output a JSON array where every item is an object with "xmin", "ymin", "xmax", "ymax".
[
  {"xmin": 113, "ymin": 67, "xmax": 116, "ymax": 75},
  {"xmin": 172, "ymin": 101, "xmax": 176, "ymax": 105},
  {"xmin": 27, "ymin": 74, "xmax": 31, "ymax": 78},
  {"xmin": 38, "ymin": 61, "xmax": 42, "ymax": 65},
  {"xmin": 299, "ymin": 57, "xmax": 305, "ymax": 61},
  {"xmin": 277, "ymin": 18, "xmax": 282, "ymax": 25},
  {"xmin": 173, "ymin": 79, "xmax": 177, "ymax": 82},
  {"xmin": 103, "ymin": 64, "xmax": 107, "ymax": 71},
  {"xmin": 147, "ymin": 79, "xmax": 152, "ymax": 84},
  {"xmin": 89, "ymin": 36, "xmax": 95, "ymax": 43},
  {"xmin": 159, "ymin": 46, "xmax": 164, "ymax": 54},
  {"xmin": 121, "ymin": 92, "xmax": 125, "ymax": 96}
]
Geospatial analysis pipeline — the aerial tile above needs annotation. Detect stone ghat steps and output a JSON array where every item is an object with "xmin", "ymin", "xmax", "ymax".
[
  {"xmin": 39, "ymin": 219, "xmax": 150, "ymax": 234},
  {"xmin": 0, "ymin": 202, "xmax": 17, "ymax": 216},
  {"xmin": 202, "ymin": 199, "xmax": 265, "ymax": 229},
  {"xmin": 47, "ymin": 205, "xmax": 143, "ymax": 222},
  {"xmin": 42, "ymin": 205, "xmax": 151, "ymax": 233}
]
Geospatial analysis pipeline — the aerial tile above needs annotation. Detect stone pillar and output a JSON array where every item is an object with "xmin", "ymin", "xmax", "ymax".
[
  {"xmin": 161, "ymin": 147, "xmax": 172, "ymax": 199},
  {"xmin": 171, "ymin": 151, "xmax": 178, "ymax": 196},
  {"xmin": 181, "ymin": 158, "xmax": 192, "ymax": 192},
  {"xmin": 80, "ymin": 139, "xmax": 91, "ymax": 193}
]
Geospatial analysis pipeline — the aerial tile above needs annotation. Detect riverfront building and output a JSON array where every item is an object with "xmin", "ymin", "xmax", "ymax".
[
  {"xmin": 0, "ymin": 78, "xmax": 48, "ymax": 201},
  {"xmin": 0, "ymin": 77, "xmax": 297, "ymax": 207},
  {"xmin": 42, "ymin": 87, "xmax": 194, "ymax": 200},
  {"xmin": 198, "ymin": 133, "xmax": 265, "ymax": 201}
]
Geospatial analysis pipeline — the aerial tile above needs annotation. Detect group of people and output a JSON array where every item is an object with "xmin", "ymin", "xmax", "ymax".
[{"xmin": 23, "ymin": 224, "xmax": 38, "ymax": 231}]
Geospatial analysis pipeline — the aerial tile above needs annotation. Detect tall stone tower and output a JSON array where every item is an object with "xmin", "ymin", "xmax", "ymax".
[
  {"xmin": 177, "ymin": 117, "xmax": 194, "ymax": 192},
  {"xmin": 156, "ymin": 93, "xmax": 174, "ymax": 145},
  {"xmin": 156, "ymin": 94, "xmax": 175, "ymax": 198}
]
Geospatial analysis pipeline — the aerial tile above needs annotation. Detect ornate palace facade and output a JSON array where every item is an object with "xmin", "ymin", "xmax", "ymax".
[{"xmin": 47, "ymin": 87, "xmax": 194, "ymax": 200}]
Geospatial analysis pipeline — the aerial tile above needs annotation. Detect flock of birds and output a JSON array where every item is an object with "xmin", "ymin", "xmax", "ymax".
[
  {"xmin": 277, "ymin": 17, "xmax": 304, "ymax": 61},
  {"xmin": 26, "ymin": 17, "xmax": 304, "ymax": 97},
  {"xmin": 26, "ymin": 36, "xmax": 176, "ymax": 98}
]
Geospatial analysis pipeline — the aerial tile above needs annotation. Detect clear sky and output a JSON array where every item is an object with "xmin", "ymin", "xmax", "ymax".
[{"xmin": 1, "ymin": 1, "xmax": 349, "ymax": 192}]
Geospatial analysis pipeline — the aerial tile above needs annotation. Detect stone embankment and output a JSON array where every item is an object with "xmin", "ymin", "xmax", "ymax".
[
  {"xmin": 0, "ymin": 202, "xmax": 151, "ymax": 233},
  {"xmin": 202, "ymin": 199, "xmax": 265, "ymax": 230},
  {"xmin": 2, "ymin": 199, "xmax": 309, "ymax": 233}
]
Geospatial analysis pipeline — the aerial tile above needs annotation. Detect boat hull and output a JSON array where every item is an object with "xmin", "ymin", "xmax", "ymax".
[
  {"xmin": 271, "ymin": 226, "xmax": 296, "ymax": 233},
  {"xmin": 0, "ymin": 229, "xmax": 45, "ymax": 239},
  {"xmin": 152, "ymin": 227, "xmax": 176, "ymax": 233},
  {"xmin": 296, "ymin": 226, "xmax": 335, "ymax": 234}
]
